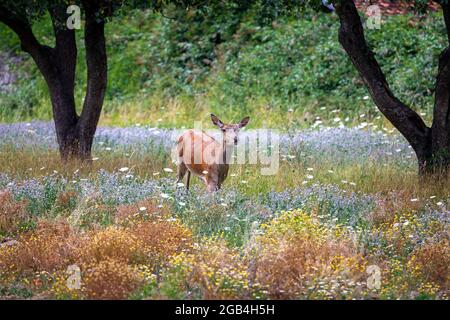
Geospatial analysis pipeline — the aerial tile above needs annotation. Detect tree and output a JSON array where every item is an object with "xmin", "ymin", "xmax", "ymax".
[
  {"xmin": 333, "ymin": 0, "xmax": 450, "ymax": 176},
  {"xmin": 252, "ymin": 0, "xmax": 449, "ymax": 175},
  {"xmin": 0, "ymin": 0, "xmax": 196, "ymax": 161}
]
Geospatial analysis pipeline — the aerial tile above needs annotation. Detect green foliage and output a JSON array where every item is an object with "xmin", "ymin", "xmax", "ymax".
[{"xmin": 0, "ymin": 7, "xmax": 447, "ymax": 126}]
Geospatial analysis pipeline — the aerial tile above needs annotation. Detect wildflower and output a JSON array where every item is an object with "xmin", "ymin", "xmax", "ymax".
[
  {"xmin": 160, "ymin": 193, "xmax": 169, "ymax": 199},
  {"xmin": 306, "ymin": 175, "xmax": 314, "ymax": 180},
  {"xmin": 119, "ymin": 167, "xmax": 129, "ymax": 172},
  {"xmin": 307, "ymin": 167, "xmax": 314, "ymax": 171},
  {"xmin": 139, "ymin": 207, "xmax": 146, "ymax": 211},
  {"xmin": 163, "ymin": 168, "xmax": 173, "ymax": 173}
]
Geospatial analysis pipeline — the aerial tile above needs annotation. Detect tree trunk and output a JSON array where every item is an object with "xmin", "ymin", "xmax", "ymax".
[
  {"xmin": 335, "ymin": 0, "xmax": 449, "ymax": 177},
  {"xmin": 0, "ymin": 3, "xmax": 107, "ymax": 162}
]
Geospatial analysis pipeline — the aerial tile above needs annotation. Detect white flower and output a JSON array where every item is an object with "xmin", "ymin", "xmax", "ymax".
[
  {"xmin": 92, "ymin": 157, "xmax": 99, "ymax": 161},
  {"xmin": 306, "ymin": 174, "xmax": 314, "ymax": 180},
  {"xmin": 119, "ymin": 167, "xmax": 129, "ymax": 172},
  {"xmin": 410, "ymin": 198, "xmax": 418, "ymax": 202},
  {"xmin": 163, "ymin": 168, "xmax": 173, "ymax": 173},
  {"xmin": 178, "ymin": 202, "xmax": 186, "ymax": 207},
  {"xmin": 363, "ymin": 95, "xmax": 369, "ymax": 100},
  {"xmin": 302, "ymin": 180, "xmax": 308, "ymax": 185},
  {"xmin": 177, "ymin": 182, "xmax": 185, "ymax": 187},
  {"xmin": 307, "ymin": 167, "xmax": 314, "ymax": 171},
  {"xmin": 139, "ymin": 207, "xmax": 147, "ymax": 211},
  {"xmin": 436, "ymin": 202, "xmax": 443, "ymax": 206},
  {"xmin": 240, "ymin": 180, "xmax": 248, "ymax": 184},
  {"xmin": 160, "ymin": 193, "xmax": 170, "ymax": 199}
]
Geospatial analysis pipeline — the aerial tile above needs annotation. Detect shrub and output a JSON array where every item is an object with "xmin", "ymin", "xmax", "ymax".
[
  {"xmin": 159, "ymin": 238, "xmax": 256, "ymax": 299},
  {"xmin": 251, "ymin": 210, "xmax": 367, "ymax": 299},
  {"xmin": 0, "ymin": 220, "xmax": 79, "ymax": 275},
  {"xmin": 410, "ymin": 241, "xmax": 449, "ymax": 291},
  {"xmin": 0, "ymin": 191, "xmax": 30, "ymax": 238},
  {"xmin": 82, "ymin": 259, "xmax": 144, "ymax": 300}
]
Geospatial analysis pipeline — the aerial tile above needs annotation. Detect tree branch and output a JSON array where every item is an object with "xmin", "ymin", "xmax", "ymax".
[
  {"xmin": 0, "ymin": 4, "xmax": 56, "ymax": 78},
  {"xmin": 77, "ymin": 0, "xmax": 108, "ymax": 155},
  {"xmin": 48, "ymin": 3, "xmax": 78, "ymax": 102},
  {"xmin": 334, "ymin": 0, "xmax": 431, "ymax": 158},
  {"xmin": 431, "ymin": 1, "xmax": 450, "ymax": 161}
]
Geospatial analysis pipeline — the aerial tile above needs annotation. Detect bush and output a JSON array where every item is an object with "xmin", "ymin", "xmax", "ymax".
[
  {"xmin": 251, "ymin": 210, "xmax": 368, "ymax": 299},
  {"xmin": 0, "ymin": 191, "xmax": 30, "ymax": 238}
]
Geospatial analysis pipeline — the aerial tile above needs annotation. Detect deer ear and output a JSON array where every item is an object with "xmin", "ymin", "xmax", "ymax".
[
  {"xmin": 238, "ymin": 116, "xmax": 250, "ymax": 128},
  {"xmin": 211, "ymin": 114, "xmax": 224, "ymax": 128}
]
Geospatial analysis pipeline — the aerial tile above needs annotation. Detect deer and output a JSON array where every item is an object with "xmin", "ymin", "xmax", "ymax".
[{"xmin": 176, "ymin": 114, "xmax": 250, "ymax": 192}]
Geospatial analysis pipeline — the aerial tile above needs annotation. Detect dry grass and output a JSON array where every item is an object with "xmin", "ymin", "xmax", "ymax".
[
  {"xmin": 0, "ymin": 220, "xmax": 79, "ymax": 275},
  {"xmin": 0, "ymin": 191, "xmax": 29, "ymax": 238},
  {"xmin": 411, "ymin": 241, "xmax": 449, "ymax": 289},
  {"xmin": 251, "ymin": 210, "xmax": 367, "ymax": 299},
  {"xmin": 82, "ymin": 259, "xmax": 144, "ymax": 300}
]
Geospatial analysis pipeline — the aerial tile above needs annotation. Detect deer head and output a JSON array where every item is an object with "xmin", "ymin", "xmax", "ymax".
[{"xmin": 210, "ymin": 114, "xmax": 250, "ymax": 146}]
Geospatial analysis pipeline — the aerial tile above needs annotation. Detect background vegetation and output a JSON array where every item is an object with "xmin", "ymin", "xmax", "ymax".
[{"xmin": 0, "ymin": 7, "xmax": 446, "ymax": 128}]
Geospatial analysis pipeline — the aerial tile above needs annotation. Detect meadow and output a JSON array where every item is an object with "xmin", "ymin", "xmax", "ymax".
[
  {"xmin": 0, "ymin": 120, "xmax": 448, "ymax": 299},
  {"xmin": 0, "ymin": 3, "xmax": 449, "ymax": 301}
]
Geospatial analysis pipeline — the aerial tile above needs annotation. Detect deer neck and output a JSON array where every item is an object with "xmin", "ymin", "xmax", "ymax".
[{"xmin": 219, "ymin": 136, "xmax": 234, "ymax": 167}]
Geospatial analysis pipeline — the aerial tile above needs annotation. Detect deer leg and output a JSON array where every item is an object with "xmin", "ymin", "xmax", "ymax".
[
  {"xmin": 206, "ymin": 176, "xmax": 219, "ymax": 193},
  {"xmin": 186, "ymin": 171, "xmax": 191, "ymax": 190},
  {"xmin": 176, "ymin": 162, "xmax": 187, "ymax": 184}
]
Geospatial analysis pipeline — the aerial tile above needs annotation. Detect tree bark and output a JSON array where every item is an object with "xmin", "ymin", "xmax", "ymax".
[
  {"xmin": 0, "ymin": 3, "xmax": 107, "ymax": 161},
  {"xmin": 75, "ymin": 1, "xmax": 108, "ymax": 161},
  {"xmin": 335, "ymin": 0, "xmax": 450, "ymax": 176},
  {"xmin": 430, "ymin": 2, "xmax": 450, "ymax": 175}
]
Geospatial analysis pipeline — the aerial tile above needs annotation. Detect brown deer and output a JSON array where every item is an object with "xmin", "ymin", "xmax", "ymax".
[{"xmin": 176, "ymin": 114, "xmax": 250, "ymax": 192}]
